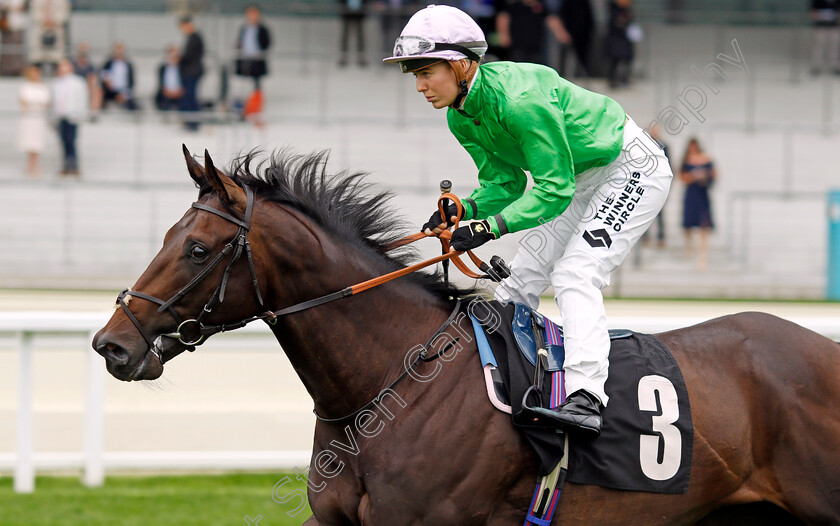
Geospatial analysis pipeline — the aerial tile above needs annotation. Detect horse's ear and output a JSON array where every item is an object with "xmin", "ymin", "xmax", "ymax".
[
  {"xmin": 182, "ymin": 144, "xmax": 204, "ymax": 184},
  {"xmin": 204, "ymin": 149, "xmax": 247, "ymax": 212}
]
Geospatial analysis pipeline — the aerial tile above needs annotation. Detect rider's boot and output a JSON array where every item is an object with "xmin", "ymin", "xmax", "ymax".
[{"xmin": 530, "ymin": 389, "xmax": 603, "ymax": 438}]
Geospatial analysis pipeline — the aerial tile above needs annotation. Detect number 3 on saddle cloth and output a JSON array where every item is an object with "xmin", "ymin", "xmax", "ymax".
[{"xmin": 468, "ymin": 300, "xmax": 694, "ymax": 495}]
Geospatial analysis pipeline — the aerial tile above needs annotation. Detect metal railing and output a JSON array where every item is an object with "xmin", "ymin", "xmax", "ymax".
[{"xmin": 5, "ymin": 311, "xmax": 840, "ymax": 493}]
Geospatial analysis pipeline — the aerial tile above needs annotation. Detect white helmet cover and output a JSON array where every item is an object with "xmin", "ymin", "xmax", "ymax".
[{"xmin": 382, "ymin": 5, "xmax": 487, "ymax": 69}]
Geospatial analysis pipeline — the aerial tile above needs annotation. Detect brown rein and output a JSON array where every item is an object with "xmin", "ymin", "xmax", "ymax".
[{"xmin": 376, "ymin": 192, "xmax": 492, "ymax": 283}]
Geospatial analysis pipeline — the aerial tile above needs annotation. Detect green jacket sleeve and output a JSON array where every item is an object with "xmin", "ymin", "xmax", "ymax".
[
  {"xmin": 460, "ymin": 139, "xmax": 527, "ymax": 221},
  {"xmin": 494, "ymin": 98, "xmax": 576, "ymax": 235}
]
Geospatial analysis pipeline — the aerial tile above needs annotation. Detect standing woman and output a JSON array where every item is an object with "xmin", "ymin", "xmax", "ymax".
[
  {"xmin": 680, "ymin": 138, "xmax": 716, "ymax": 270},
  {"xmin": 384, "ymin": 5, "xmax": 672, "ymax": 437},
  {"xmin": 18, "ymin": 64, "xmax": 50, "ymax": 177}
]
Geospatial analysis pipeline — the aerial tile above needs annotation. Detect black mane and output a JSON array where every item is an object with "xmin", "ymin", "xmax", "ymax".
[{"xmin": 197, "ymin": 150, "xmax": 474, "ymax": 302}]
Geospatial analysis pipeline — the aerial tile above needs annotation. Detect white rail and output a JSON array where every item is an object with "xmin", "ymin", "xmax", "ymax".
[{"xmin": 2, "ymin": 311, "xmax": 838, "ymax": 493}]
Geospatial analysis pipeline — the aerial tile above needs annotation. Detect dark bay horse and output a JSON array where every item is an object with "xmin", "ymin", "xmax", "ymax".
[{"xmin": 93, "ymin": 148, "xmax": 840, "ymax": 525}]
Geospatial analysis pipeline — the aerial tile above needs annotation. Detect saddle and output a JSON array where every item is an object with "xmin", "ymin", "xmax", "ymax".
[
  {"xmin": 471, "ymin": 301, "xmax": 634, "ymax": 525},
  {"xmin": 475, "ymin": 302, "xmax": 631, "ymax": 422},
  {"xmin": 469, "ymin": 299, "xmax": 694, "ymax": 499}
]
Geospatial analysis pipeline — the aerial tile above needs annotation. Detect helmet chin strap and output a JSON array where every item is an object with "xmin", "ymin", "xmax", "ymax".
[{"xmin": 449, "ymin": 59, "xmax": 479, "ymax": 109}]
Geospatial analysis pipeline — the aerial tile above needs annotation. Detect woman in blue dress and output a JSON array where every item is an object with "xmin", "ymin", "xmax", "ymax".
[{"xmin": 680, "ymin": 137, "xmax": 716, "ymax": 269}]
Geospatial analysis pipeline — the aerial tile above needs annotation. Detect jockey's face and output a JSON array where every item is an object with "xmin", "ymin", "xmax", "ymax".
[{"xmin": 414, "ymin": 62, "xmax": 459, "ymax": 109}]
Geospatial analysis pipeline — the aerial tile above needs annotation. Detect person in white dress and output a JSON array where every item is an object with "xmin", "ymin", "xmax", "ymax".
[{"xmin": 18, "ymin": 64, "xmax": 51, "ymax": 176}]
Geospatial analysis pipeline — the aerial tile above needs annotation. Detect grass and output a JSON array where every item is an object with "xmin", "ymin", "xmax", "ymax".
[{"xmin": 0, "ymin": 473, "xmax": 312, "ymax": 525}]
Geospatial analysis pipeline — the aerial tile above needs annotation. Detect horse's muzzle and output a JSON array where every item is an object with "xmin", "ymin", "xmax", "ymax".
[{"xmin": 93, "ymin": 332, "xmax": 164, "ymax": 381}]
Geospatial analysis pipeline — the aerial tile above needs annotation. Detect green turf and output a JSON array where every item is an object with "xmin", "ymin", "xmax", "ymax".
[{"xmin": 0, "ymin": 473, "xmax": 312, "ymax": 525}]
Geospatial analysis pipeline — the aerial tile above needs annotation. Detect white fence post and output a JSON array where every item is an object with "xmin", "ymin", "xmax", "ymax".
[
  {"xmin": 14, "ymin": 331, "xmax": 34, "ymax": 493},
  {"xmin": 83, "ymin": 331, "xmax": 105, "ymax": 487}
]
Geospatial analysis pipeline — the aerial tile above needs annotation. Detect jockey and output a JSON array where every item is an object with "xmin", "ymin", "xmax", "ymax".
[{"xmin": 384, "ymin": 5, "xmax": 672, "ymax": 438}]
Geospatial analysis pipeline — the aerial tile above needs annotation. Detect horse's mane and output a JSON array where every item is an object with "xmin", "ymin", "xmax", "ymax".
[{"xmin": 196, "ymin": 150, "xmax": 475, "ymax": 302}]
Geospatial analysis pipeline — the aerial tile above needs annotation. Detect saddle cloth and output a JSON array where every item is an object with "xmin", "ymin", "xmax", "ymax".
[{"xmin": 469, "ymin": 299, "xmax": 694, "ymax": 493}]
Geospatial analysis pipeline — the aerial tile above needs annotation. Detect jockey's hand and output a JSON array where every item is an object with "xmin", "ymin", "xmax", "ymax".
[
  {"xmin": 450, "ymin": 220, "xmax": 496, "ymax": 252},
  {"xmin": 421, "ymin": 200, "xmax": 462, "ymax": 235}
]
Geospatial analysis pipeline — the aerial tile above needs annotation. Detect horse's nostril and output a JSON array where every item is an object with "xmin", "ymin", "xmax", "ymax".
[{"xmin": 96, "ymin": 341, "xmax": 130, "ymax": 366}]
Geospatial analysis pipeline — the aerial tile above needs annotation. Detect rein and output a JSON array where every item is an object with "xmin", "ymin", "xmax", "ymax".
[{"xmin": 116, "ymin": 189, "xmax": 497, "ymax": 364}]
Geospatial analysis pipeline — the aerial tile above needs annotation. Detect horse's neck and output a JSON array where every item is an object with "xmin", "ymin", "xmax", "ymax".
[{"xmin": 267, "ymin": 250, "xmax": 453, "ymax": 419}]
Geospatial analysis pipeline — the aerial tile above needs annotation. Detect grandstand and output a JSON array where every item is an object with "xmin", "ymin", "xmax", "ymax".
[{"xmin": 0, "ymin": 1, "xmax": 835, "ymax": 298}]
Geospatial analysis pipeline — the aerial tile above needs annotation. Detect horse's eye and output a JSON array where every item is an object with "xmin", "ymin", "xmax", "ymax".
[{"xmin": 189, "ymin": 245, "xmax": 208, "ymax": 261}]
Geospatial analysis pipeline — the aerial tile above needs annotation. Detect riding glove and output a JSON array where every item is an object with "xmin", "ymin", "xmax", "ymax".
[
  {"xmin": 450, "ymin": 220, "xmax": 496, "ymax": 251},
  {"xmin": 421, "ymin": 200, "xmax": 463, "ymax": 232}
]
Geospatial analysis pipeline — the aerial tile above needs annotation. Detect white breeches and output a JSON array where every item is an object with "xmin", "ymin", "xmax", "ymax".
[{"xmin": 495, "ymin": 116, "xmax": 673, "ymax": 406}]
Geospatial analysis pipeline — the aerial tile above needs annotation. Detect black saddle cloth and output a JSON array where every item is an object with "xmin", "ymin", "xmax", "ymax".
[{"xmin": 469, "ymin": 299, "xmax": 693, "ymax": 493}]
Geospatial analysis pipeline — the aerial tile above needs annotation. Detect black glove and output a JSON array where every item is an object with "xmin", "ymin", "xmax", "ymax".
[
  {"xmin": 421, "ymin": 200, "xmax": 462, "ymax": 232},
  {"xmin": 450, "ymin": 220, "xmax": 496, "ymax": 251}
]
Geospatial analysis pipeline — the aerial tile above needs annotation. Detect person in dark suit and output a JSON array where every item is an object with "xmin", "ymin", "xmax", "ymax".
[
  {"xmin": 495, "ymin": 0, "xmax": 568, "ymax": 67},
  {"xmin": 338, "ymin": 0, "xmax": 369, "ymax": 67},
  {"xmin": 100, "ymin": 42, "xmax": 138, "ymax": 111},
  {"xmin": 178, "ymin": 16, "xmax": 204, "ymax": 131},
  {"xmin": 235, "ymin": 4, "xmax": 271, "ymax": 90},
  {"xmin": 605, "ymin": 0, "xmax": 635, "ymax": 88},
  {"xmin": 156, "ymin": 44, "xmax": 183, "ymax": 112},
  {"xmin": 558, "ymin": 0, "xmax": 594, "ymax": 77}
]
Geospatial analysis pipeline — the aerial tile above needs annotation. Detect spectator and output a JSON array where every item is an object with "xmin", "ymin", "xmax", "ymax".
[
  {"xmin": 378, "ymin": 0, "xmax": 412, "ymax": 57},
  {"xmin": 178, "ymin": 15, "xmax": 204, "ymax": 131},
  {"xmin": 52, "ymin": 58, "xmax": 88, "ymax": 176},
  {"xmin": 100, "ymin": 42, "xmax": 138, "ymax": 111},
  {"xmin": 680, "ymin": 137, "xmax": 716, "ymax": 270},
  {"xmin": 338, "ymin": 0, "xmax": 368, "ymax": 67},
  {"xmin": 18, "ymin": 64, "xmax": 50, "ymax": 177},
  {"xmin": 459, "ymin": 0, "xmax": 499, "ymax": 59},
  {"xmin": 557, "ymin": 0, "xmax": 594, "ymax": 77},
  {"xmin": 0, "ymin": 0, "xmax": 27, "ymax": 76},
  {"xmin": 28, "ymin": 0, "xmax": 70, "ymax": 74},
  {"xmin": 665, "ymin": 0, "xmax": 684, "ymax": 24},
  {"xmin": 156, "ymin": 44, "xmax": 183, "ymax": 112},
  {"xmin": 605, "ymin": 0, "xmax": 635, "ymax": 88},
  {"xmin": 810, "ymin": 0, "xmax": 840, "ymax": 75},
  {"xmin": 72, "ymin": 42, "xmax": 103, "ymax": 119},
  {"xmin": 495, "ymin": 0, "xmax": 568, "ymax": 66},
  {"xmin": 234, "ymin": 4, "xmax": 271, "ymax": 90}
]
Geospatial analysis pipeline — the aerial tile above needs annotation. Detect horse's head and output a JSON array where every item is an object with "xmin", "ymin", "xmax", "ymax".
[
  {"xmin": 93, "ymin": 146, "xmax": 466, "ymax": 383},
  {"xmin": 92, "ymin": 146, "xmax": 275, "ymax": 381}
]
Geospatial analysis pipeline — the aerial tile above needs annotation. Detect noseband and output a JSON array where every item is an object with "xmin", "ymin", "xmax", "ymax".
[{"xmin": 116, "ymin": 186, "xmax": 266, "ymax": 363}]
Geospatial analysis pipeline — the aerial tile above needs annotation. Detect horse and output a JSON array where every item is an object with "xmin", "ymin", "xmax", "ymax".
[{"xmin": 92, "ymin": 147, "xmax": 840, "ymax": 525}]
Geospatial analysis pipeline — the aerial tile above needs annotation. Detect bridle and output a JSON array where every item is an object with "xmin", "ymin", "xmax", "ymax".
[
  {"xmin": 116, "ymin": 186, "xmax": 267, "ymax": 363},
  {"xmin": 115, "ymin": 187, "xmax": 509, "ymax": 364}
]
